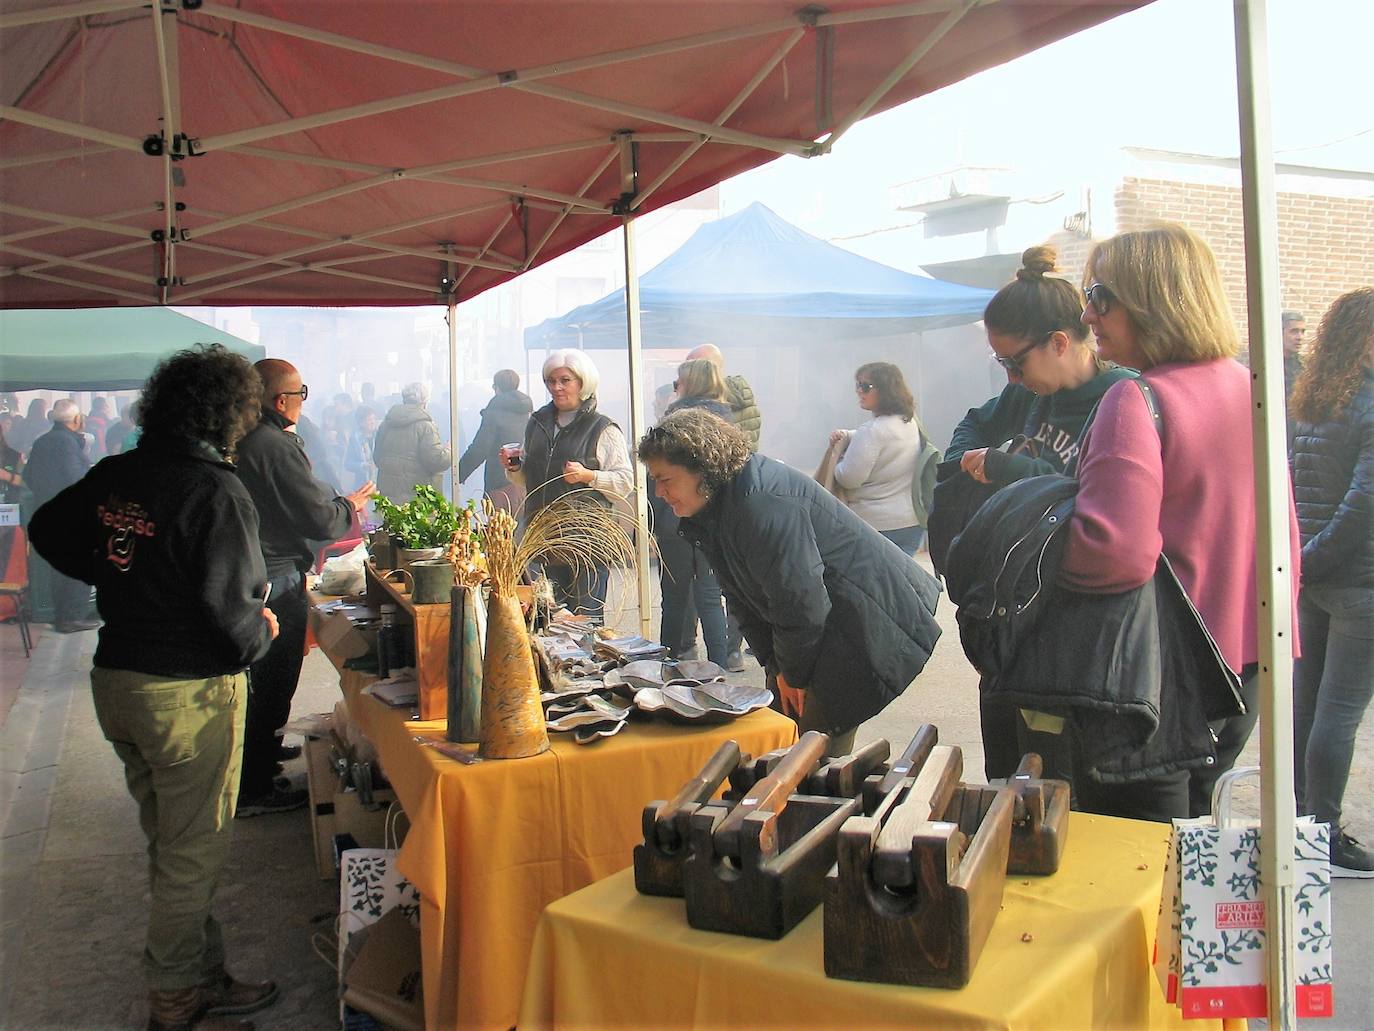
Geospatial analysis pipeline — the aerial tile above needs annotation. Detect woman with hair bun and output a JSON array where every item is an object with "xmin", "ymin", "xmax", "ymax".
[
  {"xmin": 829, "ymin": 362, "xmax": 925, "ymax": 556},
  {"xmin": 945, "ymin": 244, "xmax": 1136, "ymax": 782},
  {"xmin": 1287, "ymin": 287, "xmax": 1374, "ymax": 877}
]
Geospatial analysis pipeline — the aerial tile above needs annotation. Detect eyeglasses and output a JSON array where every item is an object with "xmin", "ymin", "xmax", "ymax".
[
  {"xmin": 993, "ymin": 337, "xmax": 1048, "ymax": 373},
  {"xmin": 672, "ymin": 380, "xmax": 680, "ymax": 391},
  {"xmin": 545, "ymin": 375, "xmax": 579, "ymax": 388},
  {"xmin": 1084, "ymin": 282, "xmax": 1115, "ymax": 317},
  {"xmin": 276, "ymin": 384, "xmax": 309, "ymax": 401},
  {"xmin": 855, "ymin": 382, "xmax": 876, "ymax": 394}
]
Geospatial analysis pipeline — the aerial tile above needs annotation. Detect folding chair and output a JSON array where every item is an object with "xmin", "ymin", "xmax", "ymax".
[{"xmin": 0, "ymin": 526, "xmax": 34, "ymax": 657}]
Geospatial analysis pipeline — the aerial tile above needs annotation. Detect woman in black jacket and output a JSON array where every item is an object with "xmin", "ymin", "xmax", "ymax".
[
  {"xmin": 1288, "ymin": 287, "xmax": 1374, "ymax": 878},
  {"xmin": 942, "ymin": 245, "xmax": 1135, "ymax": 782},
  {"xmin": 639, "ymin": 408, "xmax": 942, "ymax": 755}
]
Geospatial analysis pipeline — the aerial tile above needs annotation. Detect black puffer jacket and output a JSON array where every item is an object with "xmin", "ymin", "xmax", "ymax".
[
  {"xmin": 1289, "ymin": 368, "xmax": 1374, "ymax": 587},
  {"xmin": 679, "ymin": 454, "xmax": 942, "ymax": 731},
  {"xmin": 949, "ymin": 475, "xmax": 1244, "ymax": 783}
]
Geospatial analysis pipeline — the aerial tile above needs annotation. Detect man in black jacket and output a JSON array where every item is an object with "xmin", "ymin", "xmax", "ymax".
[
  {"xmin": 29, "ymin": 346, "xmax": 282, "ymax": 1031},
  {"xmin": 24, "ymin": 398, "xmax": 96, "ymax": 632},
  {"xmin": 235, "ymin": 359, "xmax": 374, "ymax": 816}
]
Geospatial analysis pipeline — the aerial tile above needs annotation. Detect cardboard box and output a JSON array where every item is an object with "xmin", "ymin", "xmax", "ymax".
[
  {"xmin": 316, "ymin": 608, "xmax": 379, "ymax": 661},
  {"xmin": 305, "ymin": 734, "xmax": 404, "ymax": 879}
]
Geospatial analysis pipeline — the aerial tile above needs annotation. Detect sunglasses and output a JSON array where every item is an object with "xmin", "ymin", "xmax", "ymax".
[
  {"xmin": 993, "ymin": 336, "xmax": 1048, "ymax": 373},
  {"xmin": 855, "ymin": 382, "xmax": 876, "ymax": 394},
  {"xmin": 1084, "ymin": 282, "xmax": 1115, "ymax": 317},
  {"xmin": 276, "ymin": 384, "xmax": 309, "ymax": 401}
]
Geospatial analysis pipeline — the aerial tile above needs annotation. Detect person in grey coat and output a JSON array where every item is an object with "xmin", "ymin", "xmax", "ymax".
[
  {"xmin": 374, "ymin": 382, "xmax": 452, "ymax": 504},
  {"xmin": 639, "ymin": 408, "xmax": 942, "ymax": 755}
]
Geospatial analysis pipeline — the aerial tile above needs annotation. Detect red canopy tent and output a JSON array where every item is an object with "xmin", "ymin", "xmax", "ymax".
[
  {"xmin": 0, "ymin": 0, "xmax": 1140, "ymax": 308},
  {"xmin": 0, "ymin": 5, "xmax": 1309, "ymax": 1023}
]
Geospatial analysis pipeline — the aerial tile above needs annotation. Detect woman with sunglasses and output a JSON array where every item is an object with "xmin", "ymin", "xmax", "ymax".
[
  {"xmin": 650, "ymin": 358, "xmax": 734, "ymax": 665},
  {"xmin": 501, "ymin": 348, "xmax": 632, "ymax": 623},
  {"xmin": 1287, "ymin": 288, "xmax": 1374, "ymax": 877},
  {"xmin": 1062, "ymin": 223, "xmax": 1300, "ymax": 822},
  {"xmin": 829, "ymin": 362, "xmax": 925, "ymax": 556},
  {"xmin": 945, "ymin": 246, "xmax": 1136, "ymax": 781}
]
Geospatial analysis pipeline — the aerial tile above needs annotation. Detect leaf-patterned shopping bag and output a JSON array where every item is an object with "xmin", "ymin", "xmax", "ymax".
[{"xmin": 1156, "ymin": 767, "xmax": 1333, "ymax": 1020}]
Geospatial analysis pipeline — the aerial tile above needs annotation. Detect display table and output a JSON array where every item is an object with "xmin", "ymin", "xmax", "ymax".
[
  {"xmin": 519, "ymin": 812, "xmax": 1242, "ymax": 1030},
  {"xmin": 341, "ymin": 679, "xmax": 797, "ymax": 1031}
]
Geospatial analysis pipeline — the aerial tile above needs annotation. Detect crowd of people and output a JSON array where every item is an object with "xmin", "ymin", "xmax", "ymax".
[{"xmin": 2, "ymin": 218, "xmax": 1369, "ymax": 1029}]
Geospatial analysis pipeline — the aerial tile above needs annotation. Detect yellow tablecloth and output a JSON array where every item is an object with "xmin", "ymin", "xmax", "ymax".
[
  {"xmin": 344, "ymin": 687, "xmax": 797, "ymax": 1031},
  {"xmin": 519, "ymin": 812, "xmax": 1242, "ymax": 1030}
]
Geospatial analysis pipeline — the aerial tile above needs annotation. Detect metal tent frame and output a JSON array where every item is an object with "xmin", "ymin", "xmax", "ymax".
[{"xmin": 0, "ymin": 2, "xmax": 1305, "ymax": 1020}]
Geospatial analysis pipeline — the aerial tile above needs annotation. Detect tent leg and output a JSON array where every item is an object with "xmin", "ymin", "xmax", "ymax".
[
  {"xmin": 622, "ymin": 216, "xmax": 652, "ymax": 639},
  {"xmin": 1233, "ymin": 1, "xmax": 1299, "ymax": 1026},
  {"xmin": 447, "ymin": 277, "xmax": 462, "ymax": 504}
]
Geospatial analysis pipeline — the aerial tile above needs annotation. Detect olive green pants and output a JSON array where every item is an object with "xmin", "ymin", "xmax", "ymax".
[{"xmin": 90, "ymin": 667, "xmax": 246, "ymax": 990}]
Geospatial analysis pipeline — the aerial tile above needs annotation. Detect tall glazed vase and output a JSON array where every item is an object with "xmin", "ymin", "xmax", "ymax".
[
  {"xmin": 446, "ymin": 584, "xmax": 485, "ymax": 744},
  {"xmin": 478, "ymin": 592, "xmax": 548, "ymax": 759}
]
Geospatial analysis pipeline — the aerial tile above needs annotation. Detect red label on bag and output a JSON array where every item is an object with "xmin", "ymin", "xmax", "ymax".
[{"xmin": 1215, "ymin": 901, "xmax": 1266, "ymax": 928}]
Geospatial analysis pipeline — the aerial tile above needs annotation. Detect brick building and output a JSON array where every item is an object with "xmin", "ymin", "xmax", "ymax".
[{"xmin": 1051, "ymin": 150, "xmax": 1374, "ymax": 347}]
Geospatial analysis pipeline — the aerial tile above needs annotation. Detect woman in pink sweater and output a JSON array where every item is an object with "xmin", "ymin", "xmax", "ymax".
[{"xmin": 1062, "ymin": 223, "xmax": 1300, "ymax": 822}]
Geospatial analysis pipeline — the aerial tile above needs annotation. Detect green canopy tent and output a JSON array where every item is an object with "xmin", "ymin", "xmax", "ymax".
[{"xmin": 0, "ymin": 308, "xmax": 265, "ymax": 392}]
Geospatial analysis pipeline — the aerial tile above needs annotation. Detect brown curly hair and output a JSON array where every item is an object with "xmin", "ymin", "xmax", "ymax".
[
  {"xmin": 637, "ymin": 408, "xmax": 751, "ymax": 498},
  {"xmin": 139, "ymin": 344, "xmax": 262, "ymax": 455},
  {"xmin": 1290, "ymin": 288, "xmax": 1374, "ymax": 424}
]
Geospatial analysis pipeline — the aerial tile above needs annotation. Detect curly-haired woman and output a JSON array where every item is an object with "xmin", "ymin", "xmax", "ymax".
[
  {"xmin": 1289, "ymin": 287, "xmax": 1374, "ymax": 877},
  {"xmin": 639, "ymin": 408, "xmax": 943, "ymax": 754},
  {"xmin": 829, "ymin": 361, "xmax": 925, "ymax": 556},
  {"xmin": 29, "ymin": 344, "xmax": 283, "ymax": 1029}
]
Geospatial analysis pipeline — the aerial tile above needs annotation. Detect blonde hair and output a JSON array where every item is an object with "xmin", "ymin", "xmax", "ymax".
[
  {"xmin": 1084, "ymin": 223, "xmax": 1239, "ymax": 367},
  {"xmin": 674, "ymin": 358, "xmax": 725, "ymax": 402}
]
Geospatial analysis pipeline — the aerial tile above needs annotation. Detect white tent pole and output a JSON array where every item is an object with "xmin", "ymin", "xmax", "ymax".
[
  {"xmin": 0, "ymin": 144, "xmax": 117, "ymax": 170},
  {"xmin": 446, "ymin": 256, "xmax": 461, "ymax": 504},
  {"xmin": 17, "ymin": 270, "xmax": 151, "ymax": 304},
  {"xmin": 619, "ymin": 143, "xmax": 653, "ymax": 638},
  {"xmin": 150, "ymin": 2, "xmax": 180, "ymax": 302},
  {"xmin": 524, "ymin": 149, "xmax": 621, "ymax": 271},
  {"xmin": 0, "ymin": 106, "xmax": 144, "ymax": 152},
  {"xmin": 457, "ymin": 213, "xmax": 515, "ymax": 288},
  {"xmin": 0, "ymin": 201, "xmax": 148, "ymax": 239},
  {"xmin": 818, "ymin": 0, "xmax": 977, "ymax": 155},
  {"xmin": 0, "ymin": 0, "xmax": 140, "ymax": 29},
  {"xmin": 1, "ymin": 206, "xmax": 158, "ymax": 246},
  {"xmin": 637, "ymin": 28, "xmax": 806, "ymax": 210},
  {"xmin": 1233, "ymin": 1, "xmax": 1298, "ymax": 1025},
  {"xmin": 5, "ymin": 243, "xmax": 151, "ymax": 284}
]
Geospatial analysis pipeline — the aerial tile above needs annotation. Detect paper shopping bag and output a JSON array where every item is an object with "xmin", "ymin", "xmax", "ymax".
[
  {"xmin": 1162, "ymin": 767, "xmax": 1334, "ymax": 1021},
  {"xmin": 338, "ymin": 843, "xmax": 421, "ymax": 1021}
]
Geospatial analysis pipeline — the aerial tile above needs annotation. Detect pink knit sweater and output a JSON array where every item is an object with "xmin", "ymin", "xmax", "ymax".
[{"xmin": 1061, "ymin": 358, "xmax": 1301, "ymax": 672}]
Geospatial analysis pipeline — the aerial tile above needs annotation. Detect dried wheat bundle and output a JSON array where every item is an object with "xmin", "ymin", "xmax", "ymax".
[
  {"xmin": 484, "ymin": 504, "xmax": 520, "ymax": 597},
  {"xmin": 513, "ymin": 488, "xmax": 639, "ymax": 579}
]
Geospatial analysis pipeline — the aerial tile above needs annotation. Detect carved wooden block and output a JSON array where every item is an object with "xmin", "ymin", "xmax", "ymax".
[
  {"xmin": 1001, "ymin": 752, "xmax": 1071, "ymax": 875},
  {"xmin": 824, "ymin": 745, "xmax": 1015, "ymax": 989},
  {"xmin": 683, "ymin": 732, "xmax": 861, "ymax": 939},
  {"xmin": 634, "ymin": 741, "xmax": 742, "ymax": 897}
]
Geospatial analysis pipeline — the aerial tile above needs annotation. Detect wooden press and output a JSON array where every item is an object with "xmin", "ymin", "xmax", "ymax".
[
  {"xmin": 823, "ymin": 744, "xmax": 1015, "ymax": 989},
  {"xmin": 633, "ymin": 741, "xmax": 742, "ymax": 897},
  {"xmin": 683, "ymin": 731, "xmax": 861, "ymax": 939}
]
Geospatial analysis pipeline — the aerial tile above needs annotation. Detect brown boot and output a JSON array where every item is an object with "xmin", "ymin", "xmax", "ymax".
[
  {"xmin": 147, "ymin": 985, "xmax": 254, "ymax": 1031},
  {"xmin": 201, "ymin": 969, "xmax": 279, "ymax": 1016}
]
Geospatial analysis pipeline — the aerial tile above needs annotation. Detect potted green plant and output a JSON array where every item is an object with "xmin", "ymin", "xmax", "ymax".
[{"xmin": 373, "ymin": 486, "xmax": 466, "ymax": 573}]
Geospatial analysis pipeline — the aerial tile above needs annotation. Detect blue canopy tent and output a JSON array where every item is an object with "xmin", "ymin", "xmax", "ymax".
[
  {"xmin": 523, "ymin": 202, "xmax": 994, "ymax": 351},
  {"xmin": 523, "ymin": 202, "xmax": 998, "ymax": 471}
]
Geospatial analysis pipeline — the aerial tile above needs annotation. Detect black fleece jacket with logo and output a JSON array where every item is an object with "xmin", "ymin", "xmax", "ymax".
[{"xmin": 28, "ymin": 436, "xmax": 274, "ymax": 677}]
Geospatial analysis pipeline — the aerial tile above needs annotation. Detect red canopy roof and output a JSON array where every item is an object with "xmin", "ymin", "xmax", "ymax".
[{"xmin": 0, "ymin": 0, "xmax": 1144, "ymax": 308}]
